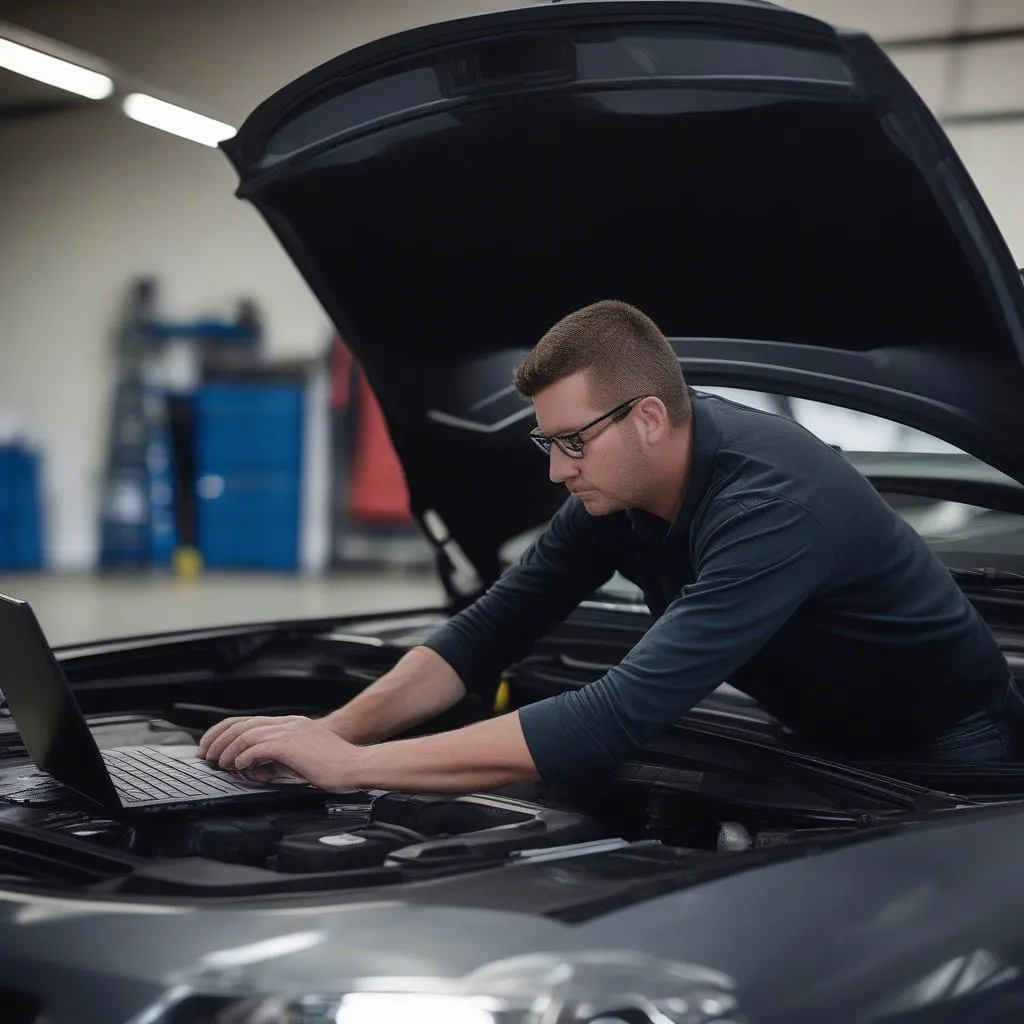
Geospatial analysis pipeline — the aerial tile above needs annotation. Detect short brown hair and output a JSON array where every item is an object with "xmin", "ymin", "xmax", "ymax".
[{"xmin": 513, "ymin": 300, "xmax": 690, "ymax": 425}]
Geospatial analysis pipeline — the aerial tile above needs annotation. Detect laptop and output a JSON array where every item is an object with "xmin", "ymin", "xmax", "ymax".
[{"xmin": 0, "ymin": 593, "xmax": 319, "ymax": 813}]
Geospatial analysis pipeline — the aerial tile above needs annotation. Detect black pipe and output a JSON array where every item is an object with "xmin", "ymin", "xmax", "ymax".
[
  {"xmin": 884, "ymin": 25, "xmax": 1024, "ymax": 50},
  {"xmin": 943, "ymin": 108, "xmax": 1024, "ymax": 126}
]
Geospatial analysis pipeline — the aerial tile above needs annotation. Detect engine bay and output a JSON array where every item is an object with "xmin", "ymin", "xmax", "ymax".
[
  {"xmin": 0, "ymin": 704, "xmax": 878, "ymax": 900},
  {"xmin": 0, "ymin": 774, "xmax": 603, "ymax": 876}
]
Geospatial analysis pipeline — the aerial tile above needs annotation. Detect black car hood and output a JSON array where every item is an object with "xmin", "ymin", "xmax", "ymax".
[{"xmin": 222, "ymin": 0, "xmax": 1024, "ymax": 596}]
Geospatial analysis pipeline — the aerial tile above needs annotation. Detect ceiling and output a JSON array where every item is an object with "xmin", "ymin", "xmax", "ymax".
[{"xmin": 0, "ymin": 7, "xmax": 111, "ymax": 121}]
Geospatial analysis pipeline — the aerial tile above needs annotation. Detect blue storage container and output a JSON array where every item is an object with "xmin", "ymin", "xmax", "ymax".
[
  {"xmin": 197, "ymin": 471, "xmax": 300, "ymax": 570},
  {"xmin": 194, "ymin": 382, "xmax": 304, "ymax": 570},
  {"xmin": 0, "ymin": 445, "xmax": 44, "ymax": 570},
  {"xmin": 195, "ymin": 384, "xmax": 304, "ymax": 471}
]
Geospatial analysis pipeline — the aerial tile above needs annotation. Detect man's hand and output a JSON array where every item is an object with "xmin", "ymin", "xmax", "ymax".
[
  {"xmin": 198, "ymin": 714, "xmax": 328, "ymax": 761},
  {"xmin": 198, "ymin": 714, "xmax": 364, "ymax": 791},
  {"xmin": 197, "ymin": 709, "xmax": 540, "ymax": 794}
]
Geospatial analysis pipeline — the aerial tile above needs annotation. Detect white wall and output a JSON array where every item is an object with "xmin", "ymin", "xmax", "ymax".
[{"xmin": 0, "ymin": 0, "xmax": 1022, "ymax": 569}]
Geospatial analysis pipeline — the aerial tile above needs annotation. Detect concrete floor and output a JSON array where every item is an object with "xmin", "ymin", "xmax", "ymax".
[{"xmin": 0, "ymin": 571, "xmax": 446, "ymax": 647}]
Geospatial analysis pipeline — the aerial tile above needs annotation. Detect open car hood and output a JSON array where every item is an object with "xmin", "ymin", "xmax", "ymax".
[{"xmin": 222, "ymin": 0, "xmax": 1024, "ymax": 596}]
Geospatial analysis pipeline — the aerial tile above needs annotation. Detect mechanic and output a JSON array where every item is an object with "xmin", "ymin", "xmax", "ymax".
[{"xmin": 198, "ymin": 300, "xmax": 1023, "ymax": 791}]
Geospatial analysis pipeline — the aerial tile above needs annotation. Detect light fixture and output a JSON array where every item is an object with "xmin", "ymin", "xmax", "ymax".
[
  {"xmin": 122, "ymin": 92, "xmax": 235, "ymax": 147},
  {"xmin": 0, "ymin": 36, "xmax": 113, "ymax": 99}
]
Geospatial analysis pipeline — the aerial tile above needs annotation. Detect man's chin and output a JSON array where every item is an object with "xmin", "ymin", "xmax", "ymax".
[{"xmin": 575, "ymin": 492, "xmax": 618, "ymax": 516}]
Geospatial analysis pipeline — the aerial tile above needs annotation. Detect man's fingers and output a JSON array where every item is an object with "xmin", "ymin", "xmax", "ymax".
[
  {"xmin": 234, "ymin": 739, "xmax": 290, "ymax": 772},
  {"xmin": 203, "ymin": 719, "xmax": 260, "ymax": 761},
  {"xmin": 234, "ymin": 738, "xmax": 318, "ymax": 786},
  {"xmin": 217, "ymin": 722, "xmax": 312, "ymax": 769},
  {"xmin": 197, "ymin": 716, "xmax": 250, "ymax": 756},
  {"xmin": 217, "ymin": 724, "xmax": 282, "ymax": 769},
  {"xmin": 204, "ymin": 716, "xmax": 282, "ymax": 761}
]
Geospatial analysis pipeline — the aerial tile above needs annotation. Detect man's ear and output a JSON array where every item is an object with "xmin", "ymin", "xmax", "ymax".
[{"xmin": 635, "ymin": 396, "xmax": 670, "ymax": 443}]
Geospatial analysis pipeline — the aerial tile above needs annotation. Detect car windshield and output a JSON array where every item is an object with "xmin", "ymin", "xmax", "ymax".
[{"xmin": 500, "ymin": 386, "xmax": 1024, "ymax": 599}]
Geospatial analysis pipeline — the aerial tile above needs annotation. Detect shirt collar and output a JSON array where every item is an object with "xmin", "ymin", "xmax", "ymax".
[{"xmin": 627, "ymin": 389, "xmax": 721, "ymax": 540}]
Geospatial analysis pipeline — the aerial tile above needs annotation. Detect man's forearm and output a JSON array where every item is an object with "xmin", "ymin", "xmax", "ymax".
[
  {"xmin": 347, "ymin": 710, "xmax": 539, "ymax": 792},
  {"xmin": 321, "ymin": 646, "xmax": 467, "ymax": 745}
]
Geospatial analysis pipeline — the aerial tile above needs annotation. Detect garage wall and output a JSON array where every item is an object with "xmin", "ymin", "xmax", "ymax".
[
  {"xmin": 0, "ymin": 0, "xmax": 1022, "ymax": 569},
  {"xmin": 0, "ymin": 0, "xmax": 521, "ymax": 570}
]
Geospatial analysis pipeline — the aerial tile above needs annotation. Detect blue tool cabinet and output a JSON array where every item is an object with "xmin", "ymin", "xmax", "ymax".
[
  {"xmin": 0, "ymin": 445, "xmax": 43, "ymax": 570},
  {"xmin": 194, "ymin": 382, "xmax": 304, "ymax": 570}
]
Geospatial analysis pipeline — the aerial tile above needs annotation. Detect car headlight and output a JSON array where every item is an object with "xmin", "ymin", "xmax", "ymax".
[{"xmin": 192, "ymin": 951, "xmax": 744, "ymax": 1024}]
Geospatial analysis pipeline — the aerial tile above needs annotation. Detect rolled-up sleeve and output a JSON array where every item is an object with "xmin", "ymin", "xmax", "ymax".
[
  {"xmin": 422, "ymin": 498, "xmax": 617, "ymax": 698},
  {"xmin": 518, "ymin": 498, "xmax": 831, "ymax": 782}
]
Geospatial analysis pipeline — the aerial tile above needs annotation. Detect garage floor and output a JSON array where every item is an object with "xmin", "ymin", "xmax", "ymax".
[{"xmin": 0, "ymin": 571, "xmax": 447, "ymax": 647}]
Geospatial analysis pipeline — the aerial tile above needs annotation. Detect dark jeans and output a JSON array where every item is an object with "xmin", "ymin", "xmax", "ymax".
[{"xmin": 906, "ymin": 676, "xmax": 1024, "ymax": 764}]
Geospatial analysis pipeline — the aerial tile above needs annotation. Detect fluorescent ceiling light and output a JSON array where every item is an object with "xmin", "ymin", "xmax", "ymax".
[
  {"xmin": 0, "ymin": 37, "xmax": 113, "ymax": 99},
  {"xmin": 123, "ymin": 92, "xmax": 235, "ymax": 147}
]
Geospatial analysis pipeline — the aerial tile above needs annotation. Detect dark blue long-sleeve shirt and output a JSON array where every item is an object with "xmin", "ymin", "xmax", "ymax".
[{"xmin": 424, "ymin": 391, "xmax": 1009, "ymax": 782}]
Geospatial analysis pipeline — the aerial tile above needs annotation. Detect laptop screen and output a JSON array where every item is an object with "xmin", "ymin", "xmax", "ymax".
[{"xmin": 0, "ymin": 594, "xmax": 119, "ymax": 807}]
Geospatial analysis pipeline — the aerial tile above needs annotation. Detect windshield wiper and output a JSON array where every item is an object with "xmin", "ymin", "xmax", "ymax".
[{"xmin": 950, "ymin": 567, "xmax": 1024, "ymax": 588}]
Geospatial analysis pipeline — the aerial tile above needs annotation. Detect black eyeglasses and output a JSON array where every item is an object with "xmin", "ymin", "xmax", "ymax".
[{"xmin": 529, "ymin": 396, "xmax": 646, "ymax": 459}]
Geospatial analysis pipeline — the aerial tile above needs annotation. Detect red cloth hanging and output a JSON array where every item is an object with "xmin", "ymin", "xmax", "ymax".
[{"xmin": 332, "ymin": 337, "xmax": 412, "ymax": 524}]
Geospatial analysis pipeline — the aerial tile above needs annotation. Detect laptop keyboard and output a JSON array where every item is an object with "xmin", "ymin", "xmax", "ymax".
[{"xmin": 103, "ymin": 746, "xmax": 252, "ymax": 803}]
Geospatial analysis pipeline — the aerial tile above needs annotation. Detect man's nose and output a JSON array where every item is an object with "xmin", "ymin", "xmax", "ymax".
[{"xmin": 549, "ymin": 446, "xmax": 579, "ymax": 484}]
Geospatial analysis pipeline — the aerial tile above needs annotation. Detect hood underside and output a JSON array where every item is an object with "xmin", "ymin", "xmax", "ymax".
[{"xmin": 222, "ymin": 1, "xmax": 1024, "ymax": 591}]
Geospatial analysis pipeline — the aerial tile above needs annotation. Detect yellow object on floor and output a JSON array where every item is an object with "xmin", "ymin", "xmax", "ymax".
[{"xmin": 172, "ymin": 546, "xmax": 204, "ymax": 578}]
